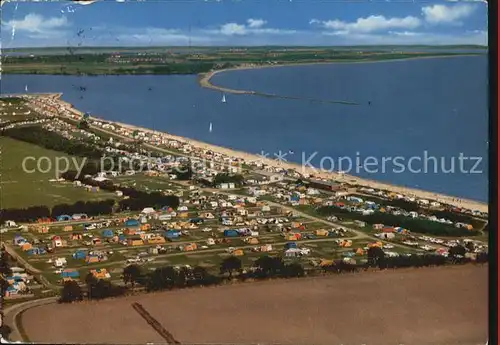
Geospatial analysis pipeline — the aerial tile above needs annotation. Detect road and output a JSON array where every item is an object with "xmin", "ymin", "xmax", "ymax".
[
  {"xmin": 3, "ymin": 297, "xmax": 58, "ymax": 342},
  {"xmin": 3, "ymin": 245, "xmax": 59, "ymax": 290}
]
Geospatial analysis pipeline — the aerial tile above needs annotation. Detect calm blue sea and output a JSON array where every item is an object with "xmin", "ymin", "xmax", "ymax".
[{"xmin": 1, "ymin": 55, "xmax": 488, "ymax": 201}]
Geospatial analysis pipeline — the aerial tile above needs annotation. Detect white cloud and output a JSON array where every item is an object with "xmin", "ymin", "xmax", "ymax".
[
  {"xmin": 220, "ymin": 23, "xmax": 247, "ymax": 35},
  {"xmin": 421, "ymin": 4, "xmax": 476, "ymax": 24},
  {"xmin": 247, "ymin": 18, "xmax": 266, "ymax": 28},
  {"xmin": 310, "ymin": 15, "xmax": 421, "ymax": 34},
  {"xmin": 112, "ymin": 27, "xmax": 217, "ymax": 45},
  {"xmin": 212, "ymin": 19, "xmax": 296, "ymax": 36},
  {"xmin": 388, "ymin": 31, "xmax": 423, "ymax": 37},
  {"xmin": 322, "ymin": 29, "xmax": 487, "ymax": 45},
  {"xmin": 3, "ymin": 13, "xmax": 69, "ymax": 34}
]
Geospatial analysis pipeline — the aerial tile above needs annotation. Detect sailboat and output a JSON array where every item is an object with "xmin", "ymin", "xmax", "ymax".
[
  {"xmin": 209, "ymin": 122, "xmax": 213, "ymax": 133},
  {"xmin": 24, "ymin": 85, "xmax": 28, "ymax": 93},
  {"xmin": 221, "ymin": 93, "xmax": 226, "ymax": 103}
]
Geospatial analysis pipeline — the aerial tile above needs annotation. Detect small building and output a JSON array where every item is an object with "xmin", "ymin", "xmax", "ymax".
[
  {"xmin": 307, "ymin": 179, "xmax": 341, "ymax": 192},
  {"xmin": 378, "ymin": 233, "xmax": 395, "ymax": 240}
]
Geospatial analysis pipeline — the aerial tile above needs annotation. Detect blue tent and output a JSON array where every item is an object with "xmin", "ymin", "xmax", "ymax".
[
  {"xmin": 72, "ymin": 250, "xmax": 86, "ymax": 259},
  {"xmin": 56, "ymin": 215, "xmax": 71, "ymax": 221},
  {"xmin": 164, "ymin": 230, "xmax": 180, "ymax": 239},
  {"xmin": 61, "ymin": 270, "xmax": 79, "ymax": 278},
  {"xmin": 223, "ymin": 229, "xmax": 239, "ymax": 237},
  {"xmin": 101, "ymin": 229, "xmax": 114, "ymax": 238},
  {"xmin": 124, "ymin": 219, "xmax": 140, "ymax": 227},
  {"xmin": 284, "ymin": 242, "xmax": 297, "ymax": 249},
  {"xmin": 118, "ymin": 234, "xmax": 126, "ymax": 241},
  {"xmin": 27, "ymin": 247, "xmax": 45, "ymax": 256}
]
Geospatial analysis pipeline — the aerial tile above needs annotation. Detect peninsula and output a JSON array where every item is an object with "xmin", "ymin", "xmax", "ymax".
[{"xmin": 2, "ymin": 46, "xmax": 485, "ymax": 76}]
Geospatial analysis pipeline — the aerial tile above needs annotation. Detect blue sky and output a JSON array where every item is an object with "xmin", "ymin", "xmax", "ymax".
[{"xmin": 0, "ymin": 0, "xmax": 488, "ymax": 48}]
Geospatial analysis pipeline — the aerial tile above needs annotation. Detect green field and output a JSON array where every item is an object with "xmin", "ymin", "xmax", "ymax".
[
  {"xmin": 2, "ymin": 47, "xmax": 483, "ymax": 76},
  {"xmin": 1, "ymin": 137, "xmax": 117, "ymax": 209}
]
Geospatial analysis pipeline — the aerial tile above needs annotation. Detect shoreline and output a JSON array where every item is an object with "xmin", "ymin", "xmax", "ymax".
[
  {"xmin": 44, "ymin": 93, "xmax": 488, "ymax": 213},
  {"xmin": 198, "ymin": 53, "xmax": 482, "ymax": 95}
]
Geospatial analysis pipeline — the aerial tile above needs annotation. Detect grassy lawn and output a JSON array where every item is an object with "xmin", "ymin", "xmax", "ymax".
[
  {"xmin": 1, "ymin": 137, "xmax": 117, "ymax": 209},
  {"xmin": 111, "ymin": 174, "xmax": 181, "ymax": 193}
]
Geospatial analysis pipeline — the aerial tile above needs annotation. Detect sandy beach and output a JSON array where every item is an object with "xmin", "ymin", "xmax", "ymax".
[{"xmin": 52, "ymin": 98, "xmax": 487, "ymax": 214}]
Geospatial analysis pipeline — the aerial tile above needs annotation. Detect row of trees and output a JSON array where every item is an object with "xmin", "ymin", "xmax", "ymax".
[
  {"xmin": 213, "ymin": 173, "xmax": 245, "ymax": 187},
  {"xmin": 0, "ymin": 200, "xmax": 117, "ymax": 223},
  {"xmin": 2, "ymin": 126, "xmax": 103, "ymax": 159},
  {"xmin": 0, "ymin": 171, "xmax": 181, "ymax": 223},
  {"xmin": 60, "ymin": 248, "xmax": 487, "ymax": 304},
  {"xmin": 357, "ymin": 194, "xmax": 485, "ymax": 229},
  {"xmin": 60, "ymin": 273, "xmax": 127, "ymax": 303},
  {"xmin": 316, "ymin": 206, "xmax": 479, "ymax": 237},
  {"xmin": 62, "ymin": 169, "xmax": 181, "ymax": 211}
]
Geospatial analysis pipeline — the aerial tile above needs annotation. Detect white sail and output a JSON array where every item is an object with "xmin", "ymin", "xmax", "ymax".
[
  {"xmin": 209, "ymin": 122, "xmax": 213, "ymax": 133},
  {"xmin": 221, "ymin": 94, "xmax": 226, "ymax": 103},
  {"xmin": 24, "ymin": 85, "xmax": 28, "ymax": 92}
]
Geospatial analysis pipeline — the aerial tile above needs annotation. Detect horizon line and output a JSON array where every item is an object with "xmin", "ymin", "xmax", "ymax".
[{"xmin": 2, "ymin": 44, "xmax": 489, "ymax": 51}]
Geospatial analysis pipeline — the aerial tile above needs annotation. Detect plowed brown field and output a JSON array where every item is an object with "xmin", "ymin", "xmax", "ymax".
[{"xmin": 22, "ymin": 265, "xmax": 488, "ymax": 345}]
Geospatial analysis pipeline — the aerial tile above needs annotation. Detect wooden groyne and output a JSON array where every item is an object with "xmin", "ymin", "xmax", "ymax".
[{"xmin": 131, "ymin": 302, "xmax": 181, "ymax": 344}]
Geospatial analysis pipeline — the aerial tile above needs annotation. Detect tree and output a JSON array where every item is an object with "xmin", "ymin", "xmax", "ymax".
[
  {"xmin": 254, "ymin": 255, "xmax": 285, "ymax": 278},
  {"xmin": 449, "ymin": 245, "xmax": 467, "ymax": 263},
  {"xmin": 0, "ymin": 325, "xmax": 12, "ymax": 340},
  {"xmin": 146, "ymin": 266, "xmax": 177, "ymax": 291},
  {"xmin": 284, "ymin": 262, "xmax": 305, "ymax": 278},
  {"xmin": 60, "ymin": 280, "xmax": 83, "ymax": 303},
  {"xmin": 123, "ymin": 264, "xmax": 142, "ymax": 288},
  {"xmin": 367, "ymin": 246, "xmax": 385, "ymax": 267},
  {"xmin": 85, "ymin": 273, "xmax": 98, "ymax": 300},
  {"xmin": 0, "ymin": 250, "xmax": 12, "ymax": 276},
  {"xmin": 220, "ymin": 256, "xmax": 242, "ymax": 278}
]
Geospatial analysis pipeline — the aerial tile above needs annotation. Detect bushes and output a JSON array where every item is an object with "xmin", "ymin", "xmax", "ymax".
[{"xmin": 214, "ymin": 173, "xmax": 245, "ymax": 187}]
